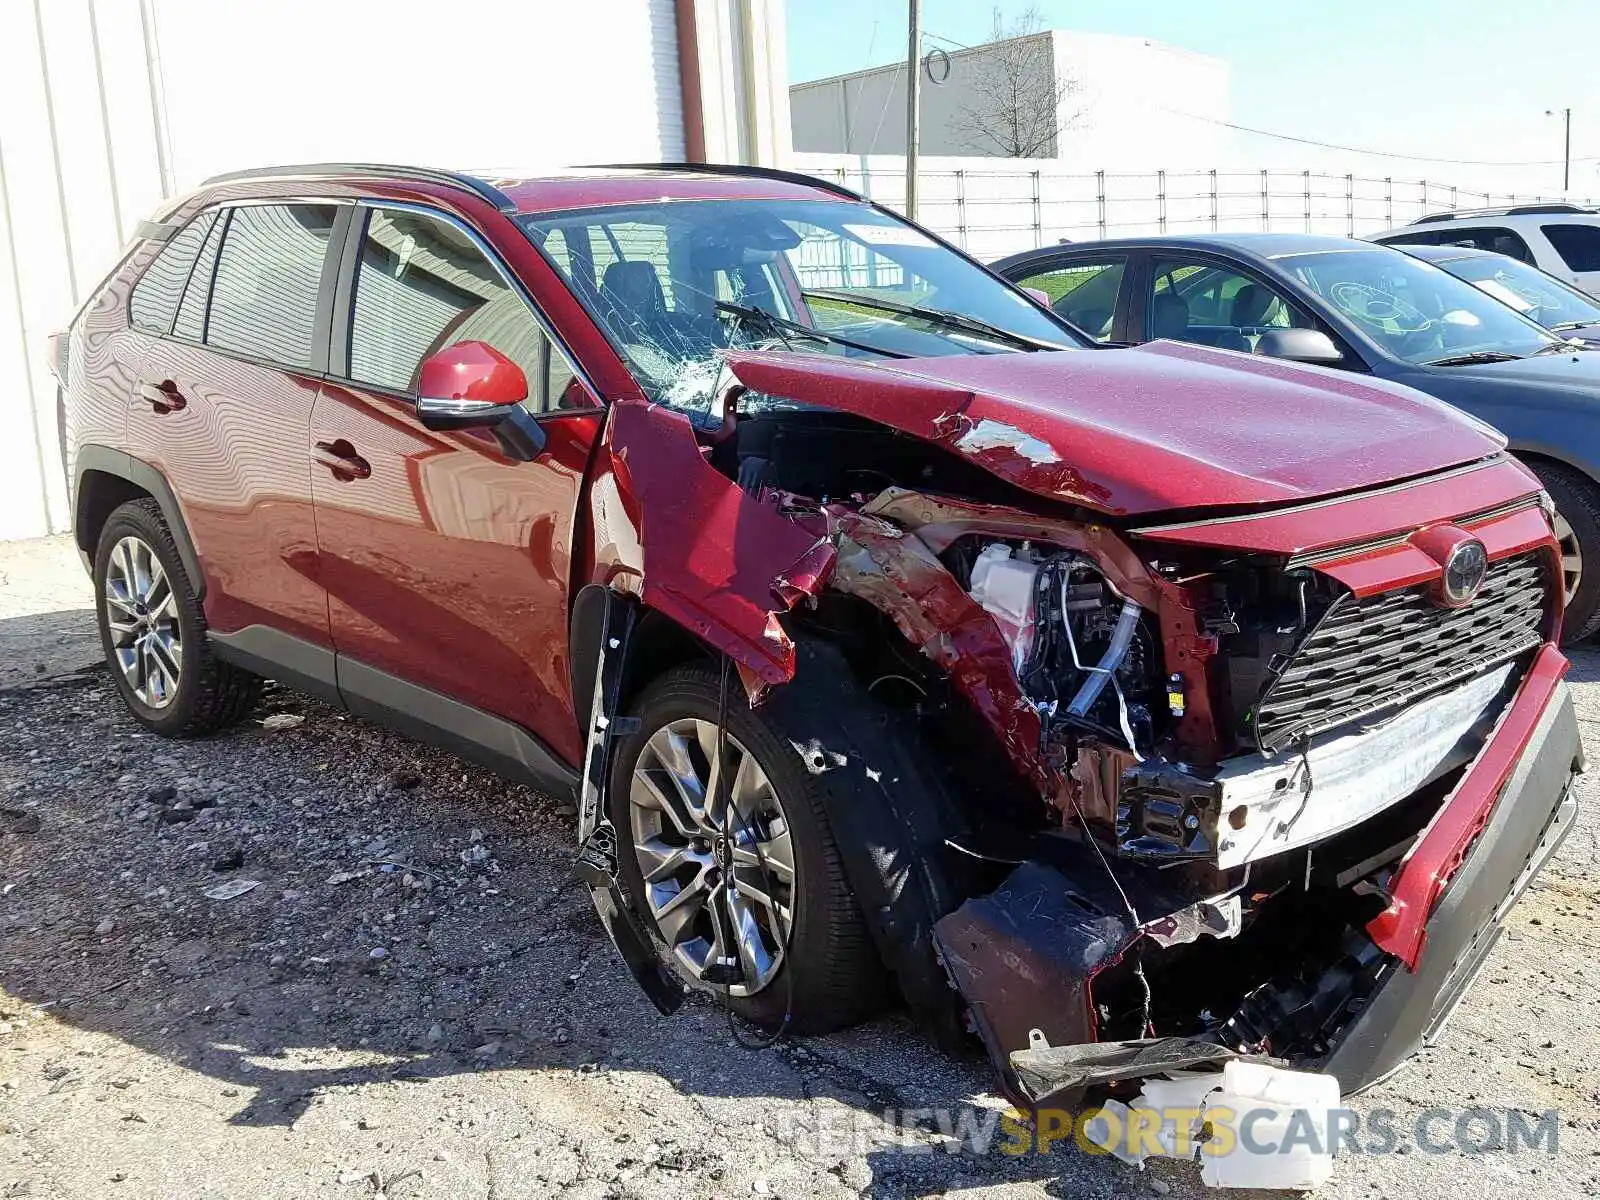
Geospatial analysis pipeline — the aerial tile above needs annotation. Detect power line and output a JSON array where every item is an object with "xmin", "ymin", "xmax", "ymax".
[{"xmin": 1159, "ymin": 107, "xmax": 1597, "ymax": 168}]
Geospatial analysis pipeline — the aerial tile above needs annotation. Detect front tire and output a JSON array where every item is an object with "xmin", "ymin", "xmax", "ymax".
[
  {"xmin": 1528, "ymin": 460, "xmax": 1600, "ymax": 642},
  {"xmin": 608, "ymin": 663, "xmax": 887, "ymax": 1033},
  {"xmin": 93, "ymin": 498, "xmax": 261, "ymax": 736}
]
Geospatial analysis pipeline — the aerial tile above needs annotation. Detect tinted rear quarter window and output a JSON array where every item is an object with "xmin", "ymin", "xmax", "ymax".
[
  {"xmin": 1542, "ymin": 224, "xmax": 1600, "ymax": 272},
  {"xmin": 129, "ymin": 211, "xmax": 218, "ymax": 334},
  {"xmin": 206, "ymin": 204, "xmax": 337, "ymax": 369},
  {"xmin": 173, "ymin": 211, "xmax": 227, "ymax": 342}
]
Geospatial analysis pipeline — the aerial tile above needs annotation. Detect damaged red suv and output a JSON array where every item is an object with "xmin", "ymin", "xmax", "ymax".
[{"xmin": 55, "ymin": 163, "xmax": 1581, "ymax": 1107}]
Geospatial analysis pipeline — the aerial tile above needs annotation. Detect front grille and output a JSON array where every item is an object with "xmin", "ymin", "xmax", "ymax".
[{"xmin": 1250, "ymin": 551, "xmax": 1551, "ymax": 753}]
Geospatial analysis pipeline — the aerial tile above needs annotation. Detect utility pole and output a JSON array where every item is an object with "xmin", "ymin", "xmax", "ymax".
[
  {"xmin": 905, "ymin": 0, "xmax": 921, "ymax": 220},
  {"xmin": 1548, "ymin": 107, "xmax": 1572, "ymax": 193}
]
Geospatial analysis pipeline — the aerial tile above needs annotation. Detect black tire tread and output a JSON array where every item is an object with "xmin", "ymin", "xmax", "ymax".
[
  {"xmin": 95, "ymin": 498, "xmax": 262, "ymax": 735},
  {"xmin": 610, "ymin": 662, "xmax": 887, "ymax": 1035},
  {"xmin": 1528, "ymin": 459, "xmax": 1600, "ymax": 643}
]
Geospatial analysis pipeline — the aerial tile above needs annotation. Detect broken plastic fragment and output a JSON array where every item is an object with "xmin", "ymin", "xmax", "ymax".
[{"xmin": 1081, "ymin": 1060, "xmax": 1339, "ymax": 1190}]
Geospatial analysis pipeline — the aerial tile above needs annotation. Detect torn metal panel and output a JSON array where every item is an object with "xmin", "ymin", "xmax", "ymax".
[
  {"xmin": 856, "ymin": 488, "xmax": 1225, "ymax": 761},
  {"xmin": 593, "ymin": 399, "xmax": 835, "ymax": 691},
  {"xmin": 827, "ymin": 510, "xmax": 1052, "ymax": 789}
]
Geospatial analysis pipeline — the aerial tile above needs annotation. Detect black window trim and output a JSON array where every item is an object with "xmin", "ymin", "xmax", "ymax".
[
  {"xmin": 126, "ymin": 207, "xmax": 220, "ymax": 336},
  {"xmin": 326, "ymin": 198, "xmax": 600, "ymax": 416}
]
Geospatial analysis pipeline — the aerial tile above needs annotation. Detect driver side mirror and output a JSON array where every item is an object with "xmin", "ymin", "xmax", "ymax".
[
  {"xmin": 1254, "ymin": 328, "xmax": 1344, "ymax": 365},
  {"xmin": 416, "ymin": 340, "xmax": 546, "ymax": 460}
]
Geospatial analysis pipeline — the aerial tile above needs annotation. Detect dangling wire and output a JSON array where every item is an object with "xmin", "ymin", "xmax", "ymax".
[{"xmin": 1069, "ymin": 798, "xmax": 1155, "ymax": 1038}]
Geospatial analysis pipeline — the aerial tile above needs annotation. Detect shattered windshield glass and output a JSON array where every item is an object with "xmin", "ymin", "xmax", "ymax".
[{"xmin": 519, "ymin": 198, "xmax": 1082, "ymax": 418}]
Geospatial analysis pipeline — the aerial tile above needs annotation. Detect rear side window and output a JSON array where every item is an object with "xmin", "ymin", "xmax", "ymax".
[
  {"xmin": 1542, "ymin": 224, "xmax": 1600, "ymax": 272},
  {"xmin": 129, "ymin": 211, "xmax": 218, "ymax": 334},
  {"xmin": 1431, "ymin": 225, "xmax": 1532, "ymax": 263},
  {"xmin": 1015, "ymin": 257, "xmax": 1126, "ymax": 341},
  {"xmin": 172, "ymin": 211, "xmax": 227, "ymax": 342},
  {"xmin": 206, "ymin": 204, "xmax": 337, "ymax": 369}
]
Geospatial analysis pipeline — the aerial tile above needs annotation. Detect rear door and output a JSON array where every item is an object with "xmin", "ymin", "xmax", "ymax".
[
  {"xmin": 309, "ymin": 203, "xmax": 603, "ymax": 766},
  {"xmin": 127, "ymin": 202, "xmax": 345, "ymax": 655}
]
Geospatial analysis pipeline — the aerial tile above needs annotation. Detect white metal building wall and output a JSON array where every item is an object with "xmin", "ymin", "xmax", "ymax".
[{"xmin": 0, "ymin": 0, "xmax": 686, "ymax": 542}]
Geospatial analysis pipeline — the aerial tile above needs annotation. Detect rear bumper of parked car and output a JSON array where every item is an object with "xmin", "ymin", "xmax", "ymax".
[{"xmin": 1320, "ymin": 644, "xmax": 1582, "ymax": 1092}]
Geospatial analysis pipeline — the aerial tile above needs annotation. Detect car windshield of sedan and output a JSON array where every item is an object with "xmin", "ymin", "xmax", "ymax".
[
  {"xmin": 519, "ymin": 198, "xmax": 1079, "ymax": 417},
  {"xmin": 1437, "ymin": 255, "xmax": 1600, "ymax": 332},
  {"xmin": 1281, "ymin": 248, "xmax": 1563, "ymax": 365}
]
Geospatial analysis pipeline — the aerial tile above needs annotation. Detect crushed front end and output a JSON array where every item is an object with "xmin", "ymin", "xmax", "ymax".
[
  {"xmin": 594, "ymin": 341, "xmax": 1583, "ymax": 1113},
  {"xmin": 892, "ymin": 470, "xmax": 1583, "ymax": 1107}
]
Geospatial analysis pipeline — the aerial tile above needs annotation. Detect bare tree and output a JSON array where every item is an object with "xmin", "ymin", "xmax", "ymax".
[{"xmin": 952, "ymin": 6, "xmax": 1083, "ymax": 159}]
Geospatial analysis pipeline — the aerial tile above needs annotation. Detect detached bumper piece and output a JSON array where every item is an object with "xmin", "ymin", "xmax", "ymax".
[
  {"xmin": 938, "ymin": 646, "xmax": 1582, "ymax": 1120},
  {"xmin": 573, "ymin": 589, "xmax": 685, "ymax": 1017}
]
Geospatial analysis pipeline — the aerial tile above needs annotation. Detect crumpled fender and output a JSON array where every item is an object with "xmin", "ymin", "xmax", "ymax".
[{"xmin": 585, "ymin": 398, "xmax": 833, "ymax": 689}]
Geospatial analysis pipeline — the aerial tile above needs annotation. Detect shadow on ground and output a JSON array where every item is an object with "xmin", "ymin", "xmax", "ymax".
[{"xmin": 0, "ymin": 641, "xmax": 1141, "ymax": 1197}]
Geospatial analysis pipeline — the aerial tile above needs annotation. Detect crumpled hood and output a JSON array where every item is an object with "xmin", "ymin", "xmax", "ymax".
[{"xmin": 721, "ymin": 341, "xmax": 1504, "ymax": 516}]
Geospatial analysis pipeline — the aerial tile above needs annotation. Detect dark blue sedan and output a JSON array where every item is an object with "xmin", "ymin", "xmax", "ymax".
[{"xmin": 991, "ymin": 232, "xmax": 1600, "ymax": 639}]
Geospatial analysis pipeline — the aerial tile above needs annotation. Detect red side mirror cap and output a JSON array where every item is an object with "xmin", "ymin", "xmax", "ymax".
[{"xmin": 418, "ymin": 340, "xmax": 528, "ymax": 405}]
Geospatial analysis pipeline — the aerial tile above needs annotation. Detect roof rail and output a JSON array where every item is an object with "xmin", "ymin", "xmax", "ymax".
[
  {"xmin": 585, "ymin": 161, "xmax": 864, "ymax": 202},
  {"xmin": 1414, "ymin": 201, "xmax": 1592, "ymax": 224},
  {"xmin": 201, "ymin": 163, "xmax": 518, "ymax": 213}
]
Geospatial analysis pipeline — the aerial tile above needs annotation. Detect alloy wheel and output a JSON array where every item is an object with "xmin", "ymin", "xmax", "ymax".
[
  {"xmin": 1554, "ymin": 506, "xmax": 1583, "ymax": 605},
  {"xmin": 627, "ymin": 717, "xmax": 795, "ymax": 996},
  {"xmin": 103, "ymin": 535, "xmax": 183, "ymax": 709}
]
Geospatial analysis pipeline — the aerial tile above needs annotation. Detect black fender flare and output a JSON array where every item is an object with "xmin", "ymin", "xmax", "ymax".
[{"xmin": 74, "ymin": 445, "xmax": 205, "ymax": 600}]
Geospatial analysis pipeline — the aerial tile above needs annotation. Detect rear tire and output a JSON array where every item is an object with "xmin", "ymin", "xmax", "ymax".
[
  {"xmin": 1526, "ymin": 460, "xmax": 1600, "ymax": 642},
  {"xmin": 93, "ymin": 498, "xmax": 261, "ymax": 736}
]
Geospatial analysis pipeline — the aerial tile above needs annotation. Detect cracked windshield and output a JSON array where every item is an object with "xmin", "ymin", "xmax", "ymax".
[{"xmin": 520, "ymin": 198, "xmax": 1078, "ymax": 418}]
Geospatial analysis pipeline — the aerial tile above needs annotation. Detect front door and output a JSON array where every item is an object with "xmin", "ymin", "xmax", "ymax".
[
  {"xmin": 126, "ymin": 202, "xmax": 342, "ymax": 650},
  {"xmin": 310, "ymin": 204, "xmax": 600, "ymax": 765}
]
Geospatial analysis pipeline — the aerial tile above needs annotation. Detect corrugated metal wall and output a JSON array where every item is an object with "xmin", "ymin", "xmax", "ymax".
[
  {"xmin": 0, "ymin": 0, "xmax": 169, "ymax": 542},
  {"xmin": 0, "ymin": 0, "xmax": 687, "ymax": 543}
]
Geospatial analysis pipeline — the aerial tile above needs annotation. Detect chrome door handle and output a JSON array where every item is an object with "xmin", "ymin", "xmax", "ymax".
[
  {"xmin": 138, "ymin": 380, "xmax": 187, "ymax": 414},
  {"xmin": 313, "ymin": 440, "xmax": 371, "ymax": 481}
]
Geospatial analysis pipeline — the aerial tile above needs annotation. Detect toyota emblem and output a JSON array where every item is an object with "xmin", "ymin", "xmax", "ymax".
[{"xmin": 1441, "ymin": 538, "xmax": 1489, "ymax": 606}]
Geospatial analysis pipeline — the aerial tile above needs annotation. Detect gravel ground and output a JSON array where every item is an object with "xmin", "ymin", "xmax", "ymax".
[{"xmin": 3, "ymin": 535, "xmax": 1600, "ymax": 1199}]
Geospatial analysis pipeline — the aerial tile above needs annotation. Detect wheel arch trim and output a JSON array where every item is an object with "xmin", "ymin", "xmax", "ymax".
[{"xmin": 74, "ymin": 445, "xmax": 205, "ymax": 601}]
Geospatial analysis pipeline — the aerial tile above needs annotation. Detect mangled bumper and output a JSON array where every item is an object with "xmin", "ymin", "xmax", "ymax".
[
  {"xmin": 939, "ymin": 644, "xmax": 1583, "ymax": 1106},
  {"xmin": 1319, "ymin": 650, "xmax": 1581, "ymax": 1091}
]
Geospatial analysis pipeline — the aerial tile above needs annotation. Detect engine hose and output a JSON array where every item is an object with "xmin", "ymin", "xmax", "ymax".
[{"xmin": 1066, "ymin": 597, "xmax": 1142, "ymax": 717}]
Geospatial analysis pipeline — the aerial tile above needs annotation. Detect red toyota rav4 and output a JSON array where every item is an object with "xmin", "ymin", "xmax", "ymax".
[{"xmin": 53, "ymin": 162, "xmax": 1581, "ymax": 1106}]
